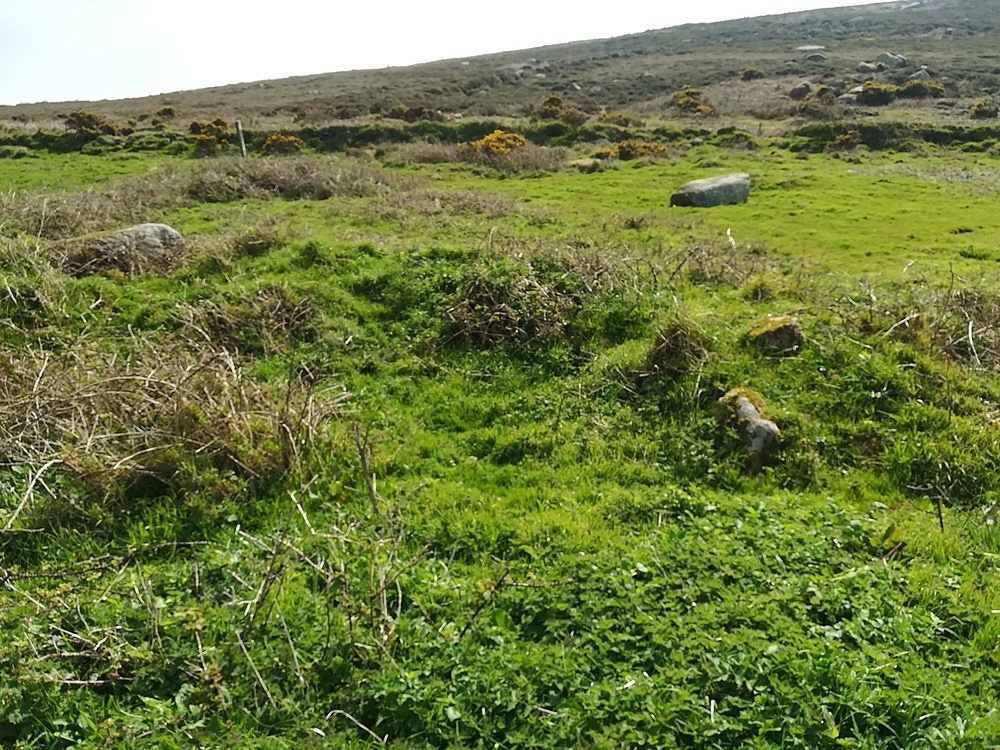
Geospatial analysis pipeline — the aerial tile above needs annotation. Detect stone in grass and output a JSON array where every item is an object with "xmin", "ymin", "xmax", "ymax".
[
  {"xmin": 715, "ymin": 387, "xmax": 780, "ymax": 472},
  {"xmin": 749, "ymin": 314, "xmax": 804, "ymax": 355},
  {"xmin": 876, "ymin": 52, "xmax": 908, "ymax": 69},
  {"xmin": 670, "ymin": 173, "xmax": 750, "ymax": 208},
  {"xmin": 789, "ymin": 81, "xmax": 812, "ymax": 101},
  {"xmin": 57, "ymin": 223, "xmax": 185, "ymax": 278}
]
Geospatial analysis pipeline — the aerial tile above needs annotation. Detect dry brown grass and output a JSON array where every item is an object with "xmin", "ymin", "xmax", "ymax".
[
  {"xmin": 369, "ymin": 187, "xmax": 517, "ymax": 221},
  {"xmin": 174, "ymin": 284, "xmax": 317, "ymax": 357},
  {"xmin": 458, "ymin": 143, "xmax": 569, "ymax": 173},
  {"xmin": 0, "ymin": 329, "xmax": 349, "ymax": 526},
  {"xmin": 0, "ymin": 171, "xmax": 186, "ymax": 240},
  {"xmin": 185, "ymin": 156, "xmax": 405, "ymax": 202},
  {"xmin": 0, "ymin": 238, "xmax": 72, "ymax": 330},
  {"xmin": 383, "ymin": 140, "xmax": 568, "ymax": 173}
]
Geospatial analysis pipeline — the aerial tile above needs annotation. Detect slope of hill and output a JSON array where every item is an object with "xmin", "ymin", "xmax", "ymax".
[
  {"xmin": 2, "ymin": 0, "xmax": 997, "ymax": 126},
  {"xmin": 3, "ymin": 2, "xmax": 1000, "ymax": 748}
]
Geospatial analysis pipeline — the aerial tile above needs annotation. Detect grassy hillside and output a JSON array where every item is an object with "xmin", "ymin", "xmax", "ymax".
[
  {"xmin": 2, "ymin": 1, "xmax": 1000, "ymax": 747},
  {"xmin": 2, "ymin": 129, "xmax": 1000, "ymax": 747}
]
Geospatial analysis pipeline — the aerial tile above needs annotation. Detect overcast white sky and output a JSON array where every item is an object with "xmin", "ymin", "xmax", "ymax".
[{"xmin": 1, "ymin": 0, "xmax": 890, "ymax": 105}]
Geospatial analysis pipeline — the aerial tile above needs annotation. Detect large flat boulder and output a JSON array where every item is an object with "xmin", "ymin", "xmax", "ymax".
[
  {"xmin": 56, "ymin": 223, "xmax": 185, "ymax": 277},
  {"xmin": 670, "ymin": 173, "xmax": 751, "ymax": 208},
  {"xmin": 877, "ymin": 52, "xmax": 908, "ymax": 68}
]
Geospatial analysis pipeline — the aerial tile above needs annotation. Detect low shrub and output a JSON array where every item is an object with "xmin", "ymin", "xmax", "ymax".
[
  {"xmin": 971, "ymin": 100, "xmax": 999, "ymax": 119},
  {"xmin": 671, "ymin": 88, "xmax": 714, "ymax": 115},
  {"xmin": 63, "ymin": 110, "xmax": 120, "ymax": 136},
  {"xmin": 826, "ymin": 129, "xmax": 862, "ymax": 152},
  {"xmin": 385, "ymin": 104, "xmax": 444, "ymax": 123},
  {"xmin": 456, "ymin": 130, "xmax": 564, "ymax": 172},
  {"xmin": 262, "ymin": 133, "xmax": 306, "ymax": 155},
  {"xmin": 534, "ymin": 94, "xmax": 591, "ymax": 127},
  {"xmin": 598, "ymin": 111, "xmax": 646, "ymax": 128},
  {"xmin": 193, "ymin": 134, "xmax": 223, "ymax": 158},
  {"xmin": 739, "ymin": 67, "xmax": 767, "ymax": 81},
  {"xmin": 189, "ymin": 118, "xmax": 230, "ymax": 138},
  {"xmin": 856, "ymin": 81, "xmax": 899, "ymax": 106},
  {"xmin": 638, "ymin": 311, "xmax": 710, "ymax": 383},
  {"xmin": 608, "ymin": 139, "xmax": 668, "ymax": 160},
  {"xmin": 896, "ymin": 79, "xmax": 947, "ymax": 99},
  {"xmin": 462, "ymin": 130, "xmax": 528, "ymax": 156},
  {"xmin": 0, "ymin": 333, "xmax": 349, "ymax": 518},
  {"xmin": 185, "ymin": 157, "xmax": 402, "ymax": 202},
  {"xmin": 796, "ymin": 86, "xmax": 840, "ymax": 119}
]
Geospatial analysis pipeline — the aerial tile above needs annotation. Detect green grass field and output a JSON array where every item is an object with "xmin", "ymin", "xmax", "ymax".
[{"xmin": 2, "ymin": 135, "xmax": 1000, "ymax": 748}]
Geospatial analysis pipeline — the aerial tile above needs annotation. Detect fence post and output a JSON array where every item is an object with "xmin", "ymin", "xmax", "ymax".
[{"xmin": 236, "ymin": 119, "xmax": 248, "ymax": 158}]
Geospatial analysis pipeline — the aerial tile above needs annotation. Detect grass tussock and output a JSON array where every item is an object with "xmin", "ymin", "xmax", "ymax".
[
  {"xmin": 461, "ymin": 142, "xmax": 568, "ymax": 173},
  {"xmin": 175, "ymin": 284, "xmax": 317, "ymax": 357},
  {"xmin": 0, "ymin": 332, "xmax": 349, "ymax": 525},
  {"xmin": 0, "ymin": 238, "xmax": 71, "ymax": 329},
  {"xmin": 0, "ymin": 171, "xmax": 186, "ymax": 239},
  {"xmin": 371, "ymin": 187, "xmax": 517, "ymax": 220},
  {"xmin": 185, "ymin": 156, "xmax": 404, "ymax": 202},
  {"xmin": 390, "ymin": 138, "xmax": 569, "ymax": 173}
]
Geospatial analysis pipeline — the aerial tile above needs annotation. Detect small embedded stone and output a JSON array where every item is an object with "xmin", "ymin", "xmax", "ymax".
[{"xmin": 748, "ymin": 314, "xmax": 803, "ymax": 355}]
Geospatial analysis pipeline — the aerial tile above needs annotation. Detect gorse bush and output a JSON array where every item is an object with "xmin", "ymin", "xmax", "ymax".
[
  {"xmin": 533, "ymin": 93, "xmax": 590, "ymax": 127},
  {"xmin": 739, "ymin": 67, "xmax": 767, "ymax": 81},
  {"xmin": 671, "ymin": 87, "xmax": 714, "ymax": 114},
  {"xmin": 189, "ymin": 118, "xmax": 230, "ymax": 139},
  {"xmin": 462, "ymin": 129, "xmax": 529, "ymax": 155},
  {"xmin": 896, "ymin": 79, "xmax": 947, "ymax": 99},
  {"xmin": 261, "ymin": 133, "xmax": 306, "ymax": 155},
  {"xmin": 826, "ymin": 129, "xmax": 862, "ymax": 152},
  {"xmin": 193, "ymin": 133, "xmax": 223, "ymax": 158},
  {"xmin": 456, "ymin": 130, "xmax": 565, "ymax": 172},
  {"xmin": 385, "ymin": 103, "xmax": 443, "ymax": 122},
  {"xmin": 971, "ymin": 100, "xmax": 999, "ymax": 119},
  {"xmin": 598, "ymin": 111, "xmax": 646, "ymax": 128},
  {"xmin": 856, "ymin": 81, "xmax": 899, "ymax": 106},
  {"xmin": 606, "ymin": 139, "xmax": 669, "ymax": 160},
  {"xmin": 63, "ymin": 110, "xmax": 121, "ymax": 136}
]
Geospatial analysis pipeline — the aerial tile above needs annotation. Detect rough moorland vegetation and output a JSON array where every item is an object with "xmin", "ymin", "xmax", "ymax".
[{"xmin": 3, "ymin": 1, "xmax": 1000, "ymax": 747}]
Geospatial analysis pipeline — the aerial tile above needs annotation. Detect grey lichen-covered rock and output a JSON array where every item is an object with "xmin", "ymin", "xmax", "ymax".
[
  {"xmin": 876, "ymin": 52, "xmax": 908, "ymax": 68},
  {"xmin": 670, "ymin": 173, "xmax": 750, "ymax": 208},
  {"xmin": 749, "ymin": 314, "xmax": 804, "ymax": 355},
  {"xmin": 858, "ymin": 61, "xmax": 878, "ymax": 73},
  {"xmin": 805, "ymin": 53, "xmax": 828, "ymax": 62},
  {"xmin": 56, "ymin": 223, "xmax": 185, "ymax": 277},
  {"xmin": 716, "ymin": 387, "xmax": 780, "ymax": 471}
]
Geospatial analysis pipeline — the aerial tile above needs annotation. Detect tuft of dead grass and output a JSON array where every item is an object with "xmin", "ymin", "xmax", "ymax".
[
  {"xmin": 175, "ymin": 284, "xmax": 317, "ymax": 357},
  {"xmin": 185, "ymin": 156, "xmax": 405, "ymax": 202},
  {"xmin": 0, "ymin": 330, "xmax": 349, "ymax": 526},
  {"xmin": 0, "ymin": 171, "xmax": 186, "ymax": 240}
]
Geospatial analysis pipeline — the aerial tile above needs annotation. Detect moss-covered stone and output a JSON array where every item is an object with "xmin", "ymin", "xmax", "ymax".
[{"xmin": 748, "ymin": 314, "xmax": 803, "ymax": 355}]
